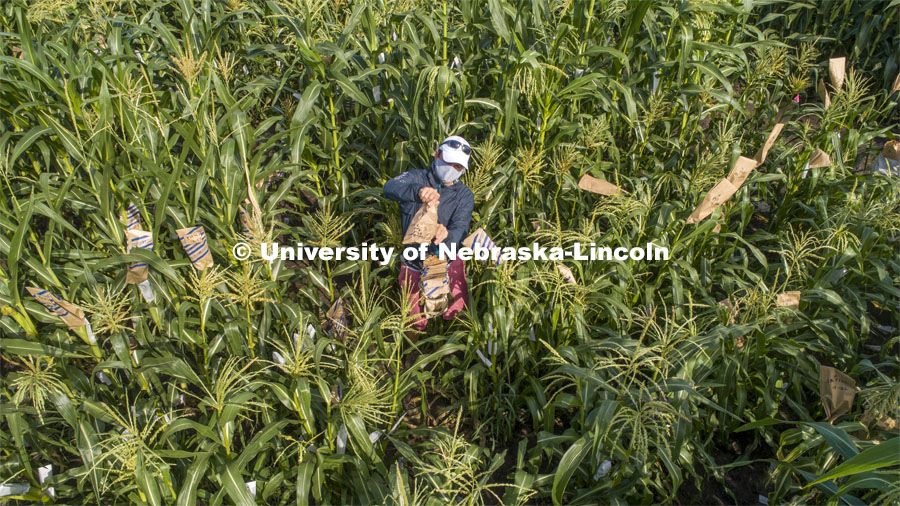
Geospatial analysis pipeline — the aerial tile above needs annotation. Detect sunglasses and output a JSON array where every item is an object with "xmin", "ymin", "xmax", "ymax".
[{"xmin": 441, "ymin": 140, "xmax": 471, "ymax": 155}]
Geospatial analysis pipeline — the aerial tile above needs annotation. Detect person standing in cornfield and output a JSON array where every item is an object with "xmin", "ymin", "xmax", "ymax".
[{"xmin": 384, "ymin": 136, "xmax": 474, "ymax": 336}]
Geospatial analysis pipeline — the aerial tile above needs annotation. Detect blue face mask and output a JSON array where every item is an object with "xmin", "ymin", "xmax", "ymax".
[{"xmin": 433, "ymin": 159, "xmax": 464, "ymax": 183}]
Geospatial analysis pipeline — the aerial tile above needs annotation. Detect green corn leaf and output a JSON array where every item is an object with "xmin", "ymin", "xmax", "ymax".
[
  {"xmin": 177, "ymin": 452, "xmax": 211, "ymax": 506},
  {"xmin": 135, "ymin": 451, "xmax": 163, "ymax": 506},
  {"xmin": 551, "ymin": 435, "xmax": 590, "ymax": 506},
  {"xmin": 809, "ymin": 437, "xmax": 900, "ymax": 486},
  {"xmin": 221, "ymin": 460, "xmax": 256, "ymax": 506}
]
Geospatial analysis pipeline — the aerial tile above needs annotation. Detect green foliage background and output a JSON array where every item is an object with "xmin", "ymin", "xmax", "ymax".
[{"xmin": 1, "ymin": 0, "xmax": 899, "ymax": 504}]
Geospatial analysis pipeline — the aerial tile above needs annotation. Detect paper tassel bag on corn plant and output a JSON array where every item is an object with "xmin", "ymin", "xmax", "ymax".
[
  {"xmin": 177, "ymin": 226, "xmax": 213, "ymax": 270},
  {"xmin": 718, "ymin": 298, "xmax": 738, "ymax": 326},
  {"xmin": 463, "ymin": 227, "xmax": 504, "ymax": 264},
  {"xmin": 686, "ymin": 179, "xmax": 738, "ymax": 224},
  {"xmin": 420, "ymin": 255, "xmax": 450, "ymax": 314},
  {"xmin": 808, "ymin": 149, "xmax": 831, "ymax": 169},
  {"xmin": 578, "ymin": 174, "xmax": 622, "ymax": 195},
  {"xmin": 882, "ymin": 140, "xmax": 900, "ymax": 161},
  {"xmin": 818, "ymin": 78, "xmax": 831, "ymax": 109},
  {"xmin": 122, "ymin": 201, "xmax": 143, "ymax": 231},
  {"xmin": 557, "ymin": 264, "xmax": 577, "ymax": 284},
  {"xmin": 829, "ymin": 57, "xmax": 846, "ymax": 92},
  {"xmin": 726, "ymin": 156, "xmax": 759, "ymax": 189},
  {"xmin": 125, "ymin": 230, "xmax": 153, "ymax": 284},
  {"xmin": 754, "ymin": 123, "xmax": 784, "ymax": 164},
  {"xmin": 776, "ymin": 291, "xmax": 801, "ymax": 309},
  {"xmin": 26, "ymin": 287, "xmax": 87, "ymax": 328},
  {"xmin": 819, "ymin": 365, "xmax": 856, "ymax": 423},
  {"xmin": 463, "ymin": 227, "xmax": 490, "ymax": 248},
  {"xmin": 326, "ymin": 298, "xmax": 348, "ymax": 341},
  {"xmin": 873, "ymin": 140, "xmax": 900, "ymax": 176},
  {"xmin": 239, "ymin": 198, "xmax": 263, "ymax": 240},
  {"xmin": 238, "ymin": 204, "xmax": 253, "ymax": 239},
  {"xmin": 402, "ymin": 200, "xmax": 439, "ymax": 244}
]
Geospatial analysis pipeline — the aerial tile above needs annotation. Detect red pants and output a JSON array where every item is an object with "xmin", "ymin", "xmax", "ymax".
[{"xmin": 399, "ymin": 259, "xmax": 469, "ymax": 331}]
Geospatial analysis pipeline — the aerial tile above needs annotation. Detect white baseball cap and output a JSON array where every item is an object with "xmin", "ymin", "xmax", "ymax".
[{"xmin": 438, "ymin": 135, "xmax": 471, "ymax": 169}]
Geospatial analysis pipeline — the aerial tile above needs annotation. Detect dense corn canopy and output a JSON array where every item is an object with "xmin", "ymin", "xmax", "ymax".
[{"xmin": 1, "ymin": 0, "xmax": 899, "ymax": 504}]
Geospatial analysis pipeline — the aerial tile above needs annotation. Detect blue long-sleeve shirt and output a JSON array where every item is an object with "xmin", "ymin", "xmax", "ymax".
[{"xmin": 384, "ymin": 162, "xmax": 474, "ymax": 270}]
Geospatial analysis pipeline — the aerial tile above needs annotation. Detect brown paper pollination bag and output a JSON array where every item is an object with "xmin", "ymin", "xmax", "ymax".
[
  {"xmin": 123, "ymin": 201, "xmax": 142, "ymax": 231},
  {"xmin": 420, "ymin": 255, "xmax": 450, "ymax": 313},
  {"xmin": 776, "ymin": 290, "xmax": 801, "ymax": 309},
  {"xmin": 125, "ymin": 230, "xmax": 153, "ymax": 284},
  {"xmin": 326, "ymin": 298, "xmax": 348, "ymax": 340},
  {"xmin": 578, "ymin": 174, "xmax": 622, "ymax": 195},
  {"xmin": 423, "ymin": 296, "xmax": 448, "ymax": 315},
  {"xmin": 238, "ymin": 204, "xmax": 253, "ymax": 239},
  {"xmin": 557, "ymin": 264, "xmax": 577, "ymax": 285},
  {"xmin": 818, "ymin": 78, "xmax": 831, "ymax": 109},
  {"xmin": 754, "ymin": 123, "xmax": 784, "ymax": 164},
  {"xmin": 177, "ymin": 226, "xmax": 214, "ymax": 270},
  {"xmin": 420, "ymin": 256, "xmax": 449, "ymax": 294},
  {"xmin": 463, "ymin": 228, "xmax": 504, "ymax": 264},
  {"xmin": 859, "ymin": 411, "xmax": 899, "ymax": 431},
  {"xmin": 463, "ymin": 228, "xmax": 487, "ymax": 248},
  {"xmin": 402, "ymin": 200, "xmax": 439, "ymax": 244},
  {"xmin": 808, "ymin": 149, "xmax": 831, "ymax": 169},
  {"xmin": 873, "ymin": 140, "xmax": 900, "ymax": 176},
  {"xmin": 726, "ymin": 156, "xmax": 759, "ymax": 189},
  {"xmin": 828, "ymin": 57, "xmax": 846, "ymax": 92},
  {"xmin": 876, "ymin": 416, "xmax": 898, "ymax": 431},
  {"xmin": 686, "ymin": 178, "xmax": 738, "ymax": 224},
  {"xmin": 26, "ymin": 287, "xmax": 87, "ymax": 328},
  {"xmin": 819, "ymin": 365, "xmax": 856, "ymax": 423},
  {"xmin": 718, "ymin": 298, "xmax": 738, "ymax": 325},
  {"xmin": 883, "ymin": 140, "xmax": 900, "ymax": 162}
]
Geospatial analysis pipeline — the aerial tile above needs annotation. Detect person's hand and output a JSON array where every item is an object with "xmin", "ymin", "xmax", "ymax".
[
  {"xmin": 418, "ymin": 187, "xmax": 439, "ymax": 204},
  {"xmin": 433, "ymin": 224, "xmax": 448, "ymax": 244}
]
